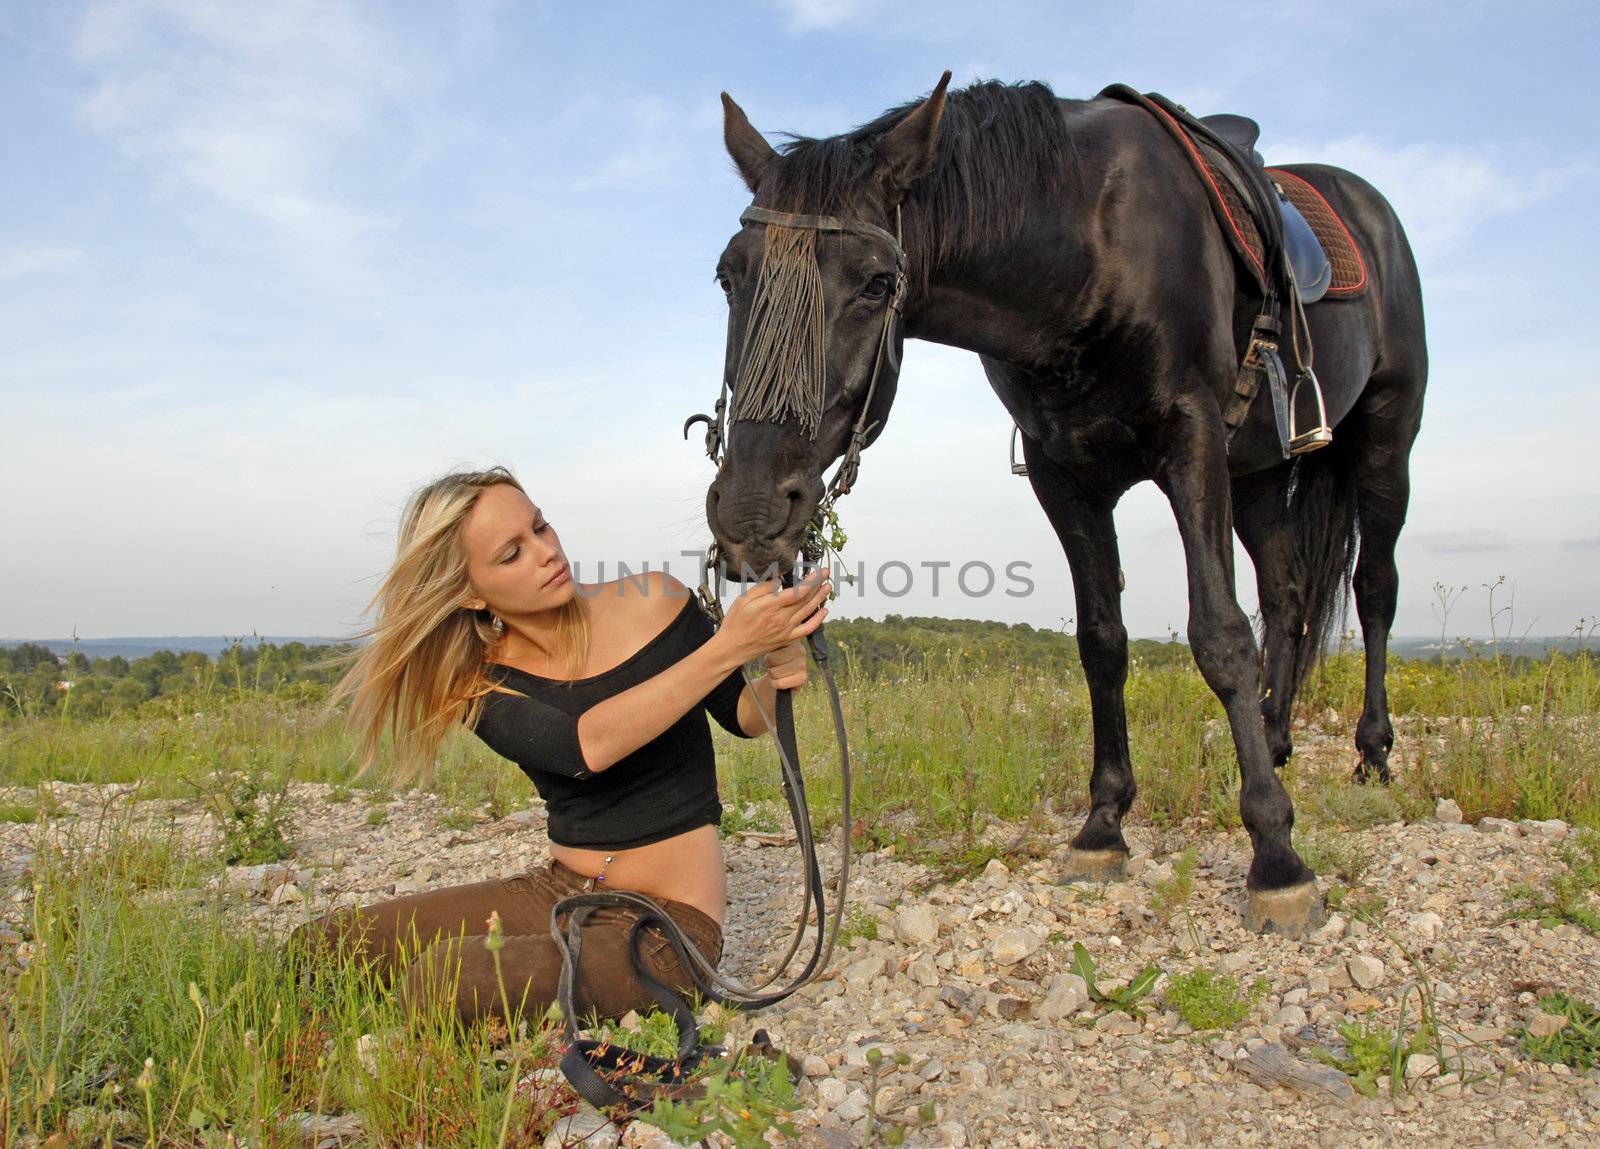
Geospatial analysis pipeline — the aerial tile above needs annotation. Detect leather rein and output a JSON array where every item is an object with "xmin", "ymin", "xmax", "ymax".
[{"xmin": 551, "ymin": 204, "xmax": 901, "ymax": 1114}]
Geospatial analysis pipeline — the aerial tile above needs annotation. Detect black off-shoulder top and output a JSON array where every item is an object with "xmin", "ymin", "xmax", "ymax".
[{"xmin": 466, "ymin": 595, "xmax": 757, "ymax": 850}]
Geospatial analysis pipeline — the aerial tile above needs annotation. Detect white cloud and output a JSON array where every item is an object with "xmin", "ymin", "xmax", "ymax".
[
  {"xmin": 0, "ymin": 248, "xmax": 85, "ymax": 280},
  {"xmin": 69, "ymin": 0, "xmax": 472, "ymax": 264},
  {"xmin": 770, "ymin": 0, "xmax": 874, "ymax": 32},
  {"xmin": 1263, "ymin": 135, "xmax": 1577, "ymax": 266}
]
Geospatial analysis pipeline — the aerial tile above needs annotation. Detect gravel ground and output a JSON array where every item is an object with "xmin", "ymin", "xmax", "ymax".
[{"xmin": 5, "ymin": 779, "xmax": 1600, "ymax": 1148}]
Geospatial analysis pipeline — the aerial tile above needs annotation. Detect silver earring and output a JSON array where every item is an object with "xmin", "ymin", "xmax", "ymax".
[{"xmin": 490, "ymin": 612, "xmax": 505, "ymax": 633}]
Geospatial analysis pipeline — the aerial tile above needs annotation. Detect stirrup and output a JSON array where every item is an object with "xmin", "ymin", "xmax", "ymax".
[
  {"xmin": 1009, "ymin": 423, "xmax": 1029, "ymax": 476},
  {"xmin": 1288, "ymin": 367, "xmax": 1333, "ymax": 455}
]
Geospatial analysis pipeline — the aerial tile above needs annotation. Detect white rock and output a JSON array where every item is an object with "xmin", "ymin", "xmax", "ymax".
[
  {"xmin": 1217, "ymin": 952, "xmax": 1251, "ymax": 975},
  {"xmin": 1407, "ymin": 911, "xmax": 1444, "ymax": 940},
  {"xmin": 801, "ymin": 1055, "xmax": 830, "ymax": 1078},
  {"xmin": 1524, "ymin": 819, "xmax": 1570, "ymax": 840},
  {"xmin": 354, "ymin": 1034, "xmax": 379, "ymax": 1078},
  {"xmin": 1434, "ymin": 798, "xmax": 1464, "ymax": 824},
  {"xmin": 959, "ymin": 1061, "xmax": 990, "ymax": 1087},
  {"xmin": 1036, "ymin": 973, "xmax": 1090, "ymax": 1021},
  {"xmin": 544, "ymin": 1105, "xmax": 618, "ymax": 1149},
  {"xmin": 269, "ymin": 881, "xmax": 303, "ymax": 906},
  {"xmin": 844, "ymin": 954, "xmax": 886, "ymax": 986},
  {"xmin": 1272, "ymin": 1005, "xmax": 1308, "ymax": 1029},
  {"xmin": 1405, "ymin": 1053, "xmax": 1440, "ymax": 1080},
  {"xmin": 1312, "ymin": 914, "xmax": 1348, "ymax": 943},
  {"xmin": 1527, "ymin": 1012, "xmax": 1570, "ymax": 1039},
  {"xmin": 815, "ymin": 1078, "xmax": 849, "ymax": 1108},
  {"xmin": 1094, "ymin": 1011, "xmax": 1141, "ymax": 1036},
  {"xmin": 991, "ymin": 927, "xmax": 1042, "ymax": 966},
  {"xmin": 893, "ymin": 905, "xmax": 939, "ymax": 947},
  {"xmin": 834, "ymin": 1088, "xmax": 871, "ymax": 1123},
  {"xmin": 908, "ymin": 956, "xmax": 941, "ymax": 987},
  {"xmin": 981, "ymin": 858, "xmax": 1011, "ymax": 880},
  {"xmin": 1348, "ymin": 955, "xmax": 1385, "ymax": 990},
  {"xmin": 619, "ymin": 1122, "xmax": 674, "ymax": 1149}
]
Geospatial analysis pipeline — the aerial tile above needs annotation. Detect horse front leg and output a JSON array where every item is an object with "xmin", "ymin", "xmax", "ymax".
[
  {"xmin": 1021, "ymin": 434, "xmax": 1135, "ymax": 880},
  {"xmin": 1156, "ymin": 414, "xmax": 1321, "ymax": 935}
]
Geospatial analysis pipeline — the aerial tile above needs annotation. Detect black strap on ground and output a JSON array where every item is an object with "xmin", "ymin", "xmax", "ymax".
[{"xmin": 547, "ymin": 580, "xmax": 851, "ymax": 1114}]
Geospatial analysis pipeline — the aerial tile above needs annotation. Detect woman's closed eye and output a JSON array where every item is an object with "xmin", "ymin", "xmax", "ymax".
[{"xmin": 500, "ymin": 524, "xmax": 549, "ymax": 563}]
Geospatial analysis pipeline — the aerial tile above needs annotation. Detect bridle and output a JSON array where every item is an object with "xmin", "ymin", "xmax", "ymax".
[
  {"xmin": 683, "ymin": 202, "xmax": 908, "ymax": 508},
  {"xmin": 551, "ymin": 204, "xmax": 906, "ymax": 1114}
]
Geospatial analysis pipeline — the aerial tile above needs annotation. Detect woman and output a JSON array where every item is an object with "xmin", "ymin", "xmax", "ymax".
[{"xmin": 295, "ymin": 465, "xmax": 831, "ymax": 1026}]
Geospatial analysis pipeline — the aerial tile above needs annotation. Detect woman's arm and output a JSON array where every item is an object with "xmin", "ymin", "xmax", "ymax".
[
  {"xmin": 575, "ymin": 572, "xmax": 829, "ymax": 771},
  {"xmin": 733, "ymin": 671, "xmax": 781, "ymax": 737},
  {"xmin": 574, "ymin": 635, "xmax": 748, "ymax": 771}
]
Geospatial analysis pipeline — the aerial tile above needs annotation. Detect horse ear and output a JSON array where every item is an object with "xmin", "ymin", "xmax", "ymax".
[
  {"xmin": 875, "ymin": 70, "xmax": 952, "ymax": 200},
  {"xmin": 722, "ymin": 91, "xmax": 776, "ymax": 193}
]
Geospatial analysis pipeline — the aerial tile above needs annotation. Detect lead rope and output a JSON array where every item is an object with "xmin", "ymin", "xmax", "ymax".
[
  {"xmin": 557, "ymin": 198, "xmax": 905, "ymax": 1114},
  {"xmin": 548, "ymin": 558, "xmax": 853, "ymax": 1114}
]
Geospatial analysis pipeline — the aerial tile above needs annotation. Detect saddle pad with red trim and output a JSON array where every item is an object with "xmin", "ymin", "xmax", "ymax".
[
  {"xmin": 1119, "ymin": 90, "xmax": 1368, "ymax": 301},
  {"xmin": 1265, "ymin": 168, "xmax": 1368, "ymax": 298}
]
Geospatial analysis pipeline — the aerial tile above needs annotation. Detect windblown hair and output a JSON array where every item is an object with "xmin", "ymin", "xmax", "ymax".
[
  {"xmin": 315, "ymin": 466, "xmax": 590, "ymax": 787},
  {"xmin": 764, "ymin": 79, "xmax": 1075, "ymax": 292}
]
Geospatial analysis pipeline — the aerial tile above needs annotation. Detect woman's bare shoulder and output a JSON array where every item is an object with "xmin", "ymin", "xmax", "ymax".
[{"xmin": 597, "ymin": 570, "xmax": 692, "ymax": 631}]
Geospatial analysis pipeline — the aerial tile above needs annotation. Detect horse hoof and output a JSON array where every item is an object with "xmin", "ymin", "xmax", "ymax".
[
  {"xmin": 1244, "ymin": 881, "xmax": 1325, "ymax": 938},
  {"xmin": 1059, "ymin": 848, "xmax": 1128, "ymax": 884}
]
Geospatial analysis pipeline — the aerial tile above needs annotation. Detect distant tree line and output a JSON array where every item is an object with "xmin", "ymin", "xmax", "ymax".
[
  {"xmin": 0, "ymin": 639, "xmax": 354, "ymax": 720},
  {"xmin": 0, "ymin": 615, "xmax": 1204, "ymax": 721}
]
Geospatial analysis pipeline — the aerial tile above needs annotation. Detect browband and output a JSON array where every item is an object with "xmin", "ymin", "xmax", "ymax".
[{"xmin": 739, "ymin": 205, "xmax": 905, "ymax": 264}]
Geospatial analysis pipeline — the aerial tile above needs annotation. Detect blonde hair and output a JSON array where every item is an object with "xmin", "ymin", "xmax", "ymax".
[{"xmin": 316, "ymin": 466, "xmax": 591, "ymax": 786}]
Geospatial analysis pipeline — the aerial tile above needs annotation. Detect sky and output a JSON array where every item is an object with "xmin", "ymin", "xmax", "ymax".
[{"xmin": 1, "ymin": 0, "xmax": 1596, "ymax": 643}]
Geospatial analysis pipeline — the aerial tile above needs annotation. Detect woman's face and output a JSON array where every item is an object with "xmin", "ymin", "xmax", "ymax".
[{"xmin": 460, "ymin": 484, "xmax": 575, "ymax": 618}]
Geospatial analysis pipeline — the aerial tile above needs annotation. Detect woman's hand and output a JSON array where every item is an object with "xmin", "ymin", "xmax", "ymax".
[
  {"xmin": 764, "ymin": 639, "xmax": 809, "ymax": 690},
  {"xmin": 718, "ymin": 568, "xmax": 832, "ymax": 666}
]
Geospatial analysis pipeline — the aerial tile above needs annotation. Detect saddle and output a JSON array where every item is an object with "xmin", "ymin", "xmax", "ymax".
[{"xmin": 1098, "ymin": 84, "xmax": 1370, "ymax": 458}]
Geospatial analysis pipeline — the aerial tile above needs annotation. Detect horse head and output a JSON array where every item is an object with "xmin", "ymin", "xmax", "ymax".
[{"xmin": 703, "ymin": 73, "xmax": 951, "ymax": 581}]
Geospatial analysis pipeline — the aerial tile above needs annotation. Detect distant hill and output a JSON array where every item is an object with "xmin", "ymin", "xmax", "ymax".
[
  {"xmin": 0, "ymin": 636, "xmax": 354, "ymax": 660},
  {"xmin": 4, "ymin": 629, "xmax": 1591, "ymax": 664}
]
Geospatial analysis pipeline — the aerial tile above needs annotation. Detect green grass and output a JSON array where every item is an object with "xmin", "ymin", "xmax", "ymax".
[
  {"xmin": 838, "ymin": 904, "xmax": 881, "ymax": 945},
  {"xmin": 0, "ymin": 801, "xmax": 40, "ymax": 824},
  {"xmin": 1, "ymin": 639, "xmax": 1596, "ymax": 1140},
  {"xmin": 1505, "ymin": 828, "xmax": 1600, "ymax": 932},
  {"xmin": 1519, "ymin": 994, "xmax": 1600, "ymax": 1070},
  {"xmin": 5, "ymin": 645, "xmax": 1597, "ymax": 841},
  {"xmin": 0, "ymin": 815, "xmax": 792, "ymax": 1147},
  {"xmin": 1313, "ymin": 1012, "xmax": 1435, "ymax": 1098},
  {"xmin": 1163, "ymin": 968, "xmax": 1266, "ymax": 1031}
]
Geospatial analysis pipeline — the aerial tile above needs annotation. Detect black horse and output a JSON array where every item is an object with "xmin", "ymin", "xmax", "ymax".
[{"xmin": 702, "ymin": 75, "xmax": 1427, "ymax": 934}]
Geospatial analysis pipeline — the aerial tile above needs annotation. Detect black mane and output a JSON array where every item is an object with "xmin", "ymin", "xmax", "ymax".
[{"xmin": 766, "ymin": 79, "xmax": 1074, "ymax": 287}]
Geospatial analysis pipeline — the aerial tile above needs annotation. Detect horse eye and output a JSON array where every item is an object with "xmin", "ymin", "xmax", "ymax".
[
  {"xmin": 860, "ymin": 274, "xmax": 892, "ymax": 301},
  {"xmin": 715, "ymin": 271, "xmax": 732, "ymax": 295}
]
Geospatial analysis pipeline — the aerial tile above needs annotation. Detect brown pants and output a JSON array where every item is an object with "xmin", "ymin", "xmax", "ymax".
[{"xmin": 291, "ymin": 860, "xmax": 724, "ymax": 1026}]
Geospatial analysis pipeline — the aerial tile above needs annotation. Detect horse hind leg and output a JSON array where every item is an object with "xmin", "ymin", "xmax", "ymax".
[
  {"xmin": 1349, "ymin": 405, "xmax": 1418, "ymax": 784},
  {"xmin": 1157, "ymin": 413, "xmax": 1319, "ymax": 935},
  {"xmin": 1233, "ymin": 466, "xmax": 1306, "ymax": 769}
]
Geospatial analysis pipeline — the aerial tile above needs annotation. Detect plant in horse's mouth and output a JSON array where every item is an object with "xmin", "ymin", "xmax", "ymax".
[{"xmin": 803, "ymin": 500, "xmax": 853, "ymax": 596}]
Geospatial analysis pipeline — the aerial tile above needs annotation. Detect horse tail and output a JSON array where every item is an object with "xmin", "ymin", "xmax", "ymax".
[{"xmin": 1285, "ymin": 448, "xmax": 1359, "ymax": 700}]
